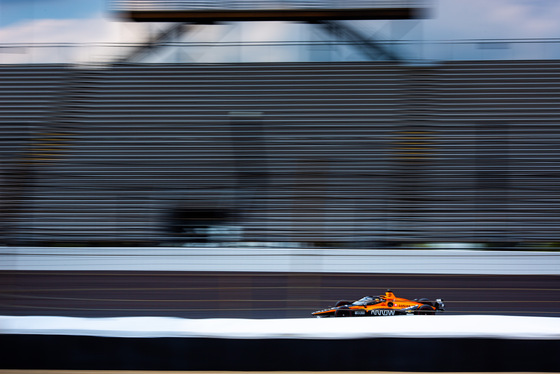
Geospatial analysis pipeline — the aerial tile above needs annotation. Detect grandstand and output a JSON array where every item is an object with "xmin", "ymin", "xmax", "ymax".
[{"xmin": 1, "ymin": 60, "xmax": 560, "ymax": 247}]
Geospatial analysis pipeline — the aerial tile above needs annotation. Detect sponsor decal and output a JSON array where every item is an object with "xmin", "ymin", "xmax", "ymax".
[{"xmin": 371, "ymin": 309, "xmax": 396, "ymax": 316}]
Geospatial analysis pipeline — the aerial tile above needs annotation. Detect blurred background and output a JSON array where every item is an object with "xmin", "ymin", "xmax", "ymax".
[{"xmin": 0, "ymin": 0, "xmax": 559, "ymax": 320}]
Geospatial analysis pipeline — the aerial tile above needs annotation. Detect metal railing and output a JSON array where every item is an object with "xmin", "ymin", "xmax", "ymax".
[{"xmin": 1, "ymin": 38, "xmax": 560, "ymax": 64}]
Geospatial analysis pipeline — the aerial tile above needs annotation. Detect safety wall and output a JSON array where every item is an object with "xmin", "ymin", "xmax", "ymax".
[
  {"xmin": 1, "ymin": 60, "xmax": 560, "ymax": 246},
  {"xmin": 2, "ymin": 315, "xmax": 560, "ymax": 371},
  {"xmin": 2, "ymin": 334, "xmax": 557, "ymax": 371}
]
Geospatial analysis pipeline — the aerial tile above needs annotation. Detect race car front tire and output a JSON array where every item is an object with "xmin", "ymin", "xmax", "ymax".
[{"xmin": 334, "ymin": 309, "xmax": 351, "ymax": 317}]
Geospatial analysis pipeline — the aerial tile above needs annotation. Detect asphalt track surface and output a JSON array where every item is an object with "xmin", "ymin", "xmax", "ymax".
[{"xmin": 1, "ymin": 271, "xmax": 559, "ymax": 318}]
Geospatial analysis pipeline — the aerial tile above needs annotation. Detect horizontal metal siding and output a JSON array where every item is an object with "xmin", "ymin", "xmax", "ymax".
[
  {"xmin": 35, "ymin": 63, "xmax": 401, "ymax": 242},
  {"xmin": 0, "ymin": 65, "xmax": 71, "ymax": 244},
  {"xmin": 428, "ymin": 61, "xmax": 560, "ymax": 242},
  {"xmin": 1, "ymin": 61, "xmax": 560, "ymax": 245},
  {"xmin": 0, "ymin": 65, "xmax": 68, "ymax": 157}
]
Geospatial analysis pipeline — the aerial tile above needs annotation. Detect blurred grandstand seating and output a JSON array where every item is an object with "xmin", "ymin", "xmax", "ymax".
[{"xmin": 1, "ymin": 60, "xmax": 560, "ymax": 247}]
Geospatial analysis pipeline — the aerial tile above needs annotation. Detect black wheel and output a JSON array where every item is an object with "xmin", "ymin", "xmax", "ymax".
[{"xmin": 335, "ymin": 308, "xmax": 351, "ymax": 317}]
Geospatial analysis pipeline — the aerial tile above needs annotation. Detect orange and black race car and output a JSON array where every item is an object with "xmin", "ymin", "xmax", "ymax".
[{"xmin": 312, "ymin": 290, "xmax": 444, "ymax": 317}]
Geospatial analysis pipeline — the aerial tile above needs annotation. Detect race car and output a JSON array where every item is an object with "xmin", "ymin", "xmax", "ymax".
[{"xmin": 312, "ymin": 289, "xmax": 444, "ymax": 317}]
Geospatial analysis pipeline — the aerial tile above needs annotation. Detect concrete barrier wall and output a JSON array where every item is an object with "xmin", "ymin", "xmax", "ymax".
[
  {"xmin": 2, "ymin": 246, "xmax": 560, "ymax": 275},
  {"xmin": 3, "ymin": 334, "xmax": 560, "ymax": 371},
  {"xmin": 2, "ymin": 315, "xmax": 560, "ymax": 371}
]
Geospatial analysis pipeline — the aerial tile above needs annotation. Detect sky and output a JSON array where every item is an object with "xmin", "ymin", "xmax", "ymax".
[
  {"xmin": 1, "ymin": 0, "xmax": 560, "ymax": 62},
  {"xmin": 0, "ymin": 0, "xmax": 106, "ymax": 28}
]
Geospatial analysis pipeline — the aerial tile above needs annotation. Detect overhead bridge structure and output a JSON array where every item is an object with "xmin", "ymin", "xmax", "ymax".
[
  {"xmin": 111, "ymin": 0, "xmax": 430, "ymax": 22},
  {"xmin": 110, "ymin": 0, "xmax": 431, "ymax": 63}
]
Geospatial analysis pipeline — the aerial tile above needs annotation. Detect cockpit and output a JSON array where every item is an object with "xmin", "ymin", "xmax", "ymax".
[{"xmin": 352, "ymin": 296, "xmax": 383, "ymax": 306}]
